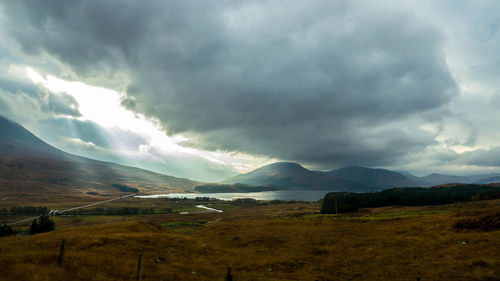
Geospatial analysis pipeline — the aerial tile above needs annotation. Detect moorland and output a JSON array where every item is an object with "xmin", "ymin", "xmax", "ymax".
[{"xmin": 1, "ymin": 196, "xmax": 499, "ymax": 281}]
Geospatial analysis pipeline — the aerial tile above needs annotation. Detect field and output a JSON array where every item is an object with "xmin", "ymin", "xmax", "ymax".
[{"xmin": 0, "ymin": 198, "xmax": 499, "ymax": 281}]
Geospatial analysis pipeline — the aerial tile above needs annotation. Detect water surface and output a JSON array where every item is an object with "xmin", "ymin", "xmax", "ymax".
[{"xmin": 136, "ymin": 190, "xmax": 333, "ymax": 201}]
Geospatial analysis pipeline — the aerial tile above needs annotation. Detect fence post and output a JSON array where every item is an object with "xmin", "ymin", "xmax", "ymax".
[
  {"xmin": 136, "ymin": 254, "xmax": 143, "ymax": 281},
  {"xmin": 226, "ymin": 266, "xmax": 232, "ymax": 281},
  {"xmin": 58, "ymin": 238, "xmax": 66, "ymax": 267}
]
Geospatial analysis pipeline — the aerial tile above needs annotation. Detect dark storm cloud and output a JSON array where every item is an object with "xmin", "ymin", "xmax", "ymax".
[
  {"xmin": 1, "ymin": 1, "xmax": 458, "ymax": 168},
  {"xmin": 47, "ymin": 92, "xmax": 81, "ymax": 117},
  {"xmin": 0, "ymin": 76, "xmax": 48, "ymax": 125},
  {"xmin": 0, "ymin": 78, "xmax": 39, "ymax": 99},
  {"xmin": 0, "ymin": 72, "xmax": 81, "ymax": 123},
  {"xmin": 457, "ymin": 147, "xmax": 500, "ymax": 167},
  {"xmin": 1, "ymin": 0, "xmax": 156, "ymax": 75}
]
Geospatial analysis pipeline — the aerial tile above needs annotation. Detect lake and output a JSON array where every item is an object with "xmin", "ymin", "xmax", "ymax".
[{"xmin": 136, "ymin": 190, "xmax": 334, "ymax": 201}]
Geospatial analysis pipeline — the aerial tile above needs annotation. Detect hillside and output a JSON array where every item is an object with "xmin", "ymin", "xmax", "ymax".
[
  {"xmin": 401, "ymin": 171, "xmax": 500, "ymax": 186},
  {"xmin": 323, "ymin": 166, "xmax": 418, "ymax": 188},
  {"xmin": 223, "ymin": 162, "xmax": 416, "ymax": 191},
  {"xmin": 0, "ymin": 116, "xmax": 198, "ymax": 196},
  {"xmin": 223, "ymin": 162, "xmax": 323, "ymax": 187}
]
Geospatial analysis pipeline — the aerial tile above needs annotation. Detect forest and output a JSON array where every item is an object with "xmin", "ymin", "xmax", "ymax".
[{"xmin": 321, "ymin": 184, "xmax": 500, "ymax": 213}]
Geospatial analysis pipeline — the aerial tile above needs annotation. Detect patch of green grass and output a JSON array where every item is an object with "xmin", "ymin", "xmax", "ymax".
[
  {"xmin": 174, "ymin": 206, "xmax": 202, "ymax": 212},
  {"xmin": 161, "ymin": 221, "xmax": 205, "ymax": 228},
  {"xmin": 205, "ymin": 203, "xmax": 232, "ymax": 210},
  {"xmin": 162, "ymin": 221, "xmax": 206, "ymax": 234},
  {"xmin": 173, "ymin": 228, "xmax": 197, "ymax": 234}
]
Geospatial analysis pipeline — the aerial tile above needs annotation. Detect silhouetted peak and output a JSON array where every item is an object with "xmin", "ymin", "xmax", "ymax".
[
  {"xmin": 264, "ymin": 162, "xmax": 306, "ymax": 170},
  {"xmin": 0, "ymin": 115, "xmax": 60, "ymax": 156}
]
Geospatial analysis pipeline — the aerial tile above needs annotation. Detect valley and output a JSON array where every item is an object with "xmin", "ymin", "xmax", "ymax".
[
  {"xmin": 2, "ymin": 2, "xmax": 500, "ymax": 280},
  {"xmin": 1, "ymin": 116, "xmax": 500, "ymax": 280},
  {"xmin": 0, "ymin": 198, "xmax": 499, "ymax": 280}
]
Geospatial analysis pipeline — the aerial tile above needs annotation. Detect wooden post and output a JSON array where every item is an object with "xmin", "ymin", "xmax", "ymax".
[
  {"xmin": 226, "ymin": 266, "xmax": 232, "ymax": 281},
  {"xmin": 58, "ymin": 238, "xmax": 66, "ymax": 267},
  {"xmin": 136, "ymin": 254, "xmax": 143, "ymax": 281},
  {"xmin": 335, "ymin": 198, "xmax": 338, "ymax": 214}
]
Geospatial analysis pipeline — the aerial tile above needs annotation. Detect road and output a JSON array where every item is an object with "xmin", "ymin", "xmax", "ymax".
[
  {"xmin": 5, "ymin": 193, "xmax": 137, "ymax": 226},
  {"xmin": 59, "ymin": 193, "xmax": 136, "ymax": 214}
]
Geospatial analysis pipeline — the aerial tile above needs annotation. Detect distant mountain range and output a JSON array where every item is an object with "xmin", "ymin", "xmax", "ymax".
[
  {"xmin": 0, "ymin": 116, "xmax": 197, "ymax": 195},
  {"xmin": 223, "ymin": 162, "xmax": 417, "ymax": 192},
  {"xmin": 2, "ymin": 115, "xmax": 500, "ymax": 196},
  {"xmin": 402, "ymin": 172, "xmax": 500, "ymax": 187},
  {"xmin": 223, "ymin": 162, "xmax": 500, "ymax": 192}
]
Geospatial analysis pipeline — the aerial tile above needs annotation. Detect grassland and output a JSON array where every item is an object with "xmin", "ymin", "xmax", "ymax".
[{"xmin": 0, "ymin": 199, "xmax": 499, "ymax": 280}]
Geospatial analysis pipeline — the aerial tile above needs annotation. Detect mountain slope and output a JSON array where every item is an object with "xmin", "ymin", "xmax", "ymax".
[
  {"xmin": 0, "ymin": 116, "xmax": 198, "ymax": 195},
  {"xmin": 223, "ymin": 162, "xmax": 315, "ymax": 187},
  {"xmin": 323, "ymin": 167, "xmax": 419, "ymax": 188},
  {"xmin": 475, "ymin": 176, "xmax": 500, "ymax": 184},
  {"xmin": 415, "ymin": 173, "xmax": 470, "ymax": 186},
  {"xmin": 223, "ymin": 162, "xmax": 415, "ymax": 191},
  {"xmin": 398, "ymin": 171, "xmax": 500, "ymax": 186}
]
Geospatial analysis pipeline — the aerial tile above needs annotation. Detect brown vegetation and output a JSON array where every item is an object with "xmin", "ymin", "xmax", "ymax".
[
  {"xmin": 0, "ymin": 200, "xmax": 499, "ymax": 280},
  {"xmin": 454, "ymin": 211, "xmax": 500, "ymax": 231}
]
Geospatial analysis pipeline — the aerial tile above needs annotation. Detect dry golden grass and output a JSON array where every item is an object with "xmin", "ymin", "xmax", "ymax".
[{"xmin": 0, "ymin": 200, "xmax": 499, "ymax": 280}]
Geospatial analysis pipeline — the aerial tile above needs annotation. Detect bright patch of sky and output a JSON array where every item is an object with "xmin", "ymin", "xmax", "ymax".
[{"xmin": 25, "ymin": 67, "xmax": 271, "ymax": 174}]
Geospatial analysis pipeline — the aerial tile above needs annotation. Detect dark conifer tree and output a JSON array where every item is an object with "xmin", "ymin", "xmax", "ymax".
[
  {"xmin": 29, "ymin": 219, "xmax": 38, "ymax": 235},
  {"xmin": 38, "ymin": 214, "xmax": 55, "ymax": 233},
  {"xmin": 0, "ymin": 224, "xmax": 13, "ymax": 236}
]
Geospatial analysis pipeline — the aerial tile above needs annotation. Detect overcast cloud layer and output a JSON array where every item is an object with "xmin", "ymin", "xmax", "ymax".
[{"xmin": 1, "ymin": 1, "xmax": 500, "ymax": 177}]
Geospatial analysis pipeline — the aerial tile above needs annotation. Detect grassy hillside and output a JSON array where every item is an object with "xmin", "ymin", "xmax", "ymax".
[
  {"xmin": 324, "ymin": 166, "xmax": 418, "ymax": 188},
  {"xmin": 224, "ymin": 162, "xmax": 374, "ymax": 191},
  {"xmin": 0, "ymin": 116, "xmax": 198, "ymax": 197},
  {"xmin": 224, "ymin": 162, "xmax": 424, "ymax": 191},
  {"xmin": 0, "ymin": 199, "xmax": 499, "ymax": 280}
]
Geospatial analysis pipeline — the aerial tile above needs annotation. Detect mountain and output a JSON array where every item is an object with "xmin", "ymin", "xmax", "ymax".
[
  {"xmin": 0, "ymin": 115, "xmax": 62, "ymax": 157},
  {"xmin": 474, "ymin": 176, "xmax": 500, "ymax": 184},
  {"xmin": 0, "ymin": 116, "xmax": 197, "ymax": 196},
  {"xmin": 414, "ymin": 173, "xmax": 470, "ymax": 187},
  {"xmin": 323, "ymin": 166, "xmax": 418, "ymax": 188},
  {"xmin": 397, "ymin": 171, "xmax": 500, "ymax": 186},
  {"xmin": 223, "ymin": 162, "xmax": 417, "ymax": 191},
  {"xmin": 223, "ymin": 162, "xmax": 315, "ymax": 187}
]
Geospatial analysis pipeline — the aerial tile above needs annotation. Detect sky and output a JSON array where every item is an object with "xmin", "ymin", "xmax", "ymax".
[{"xmin": 0, "ymin": 1, "xmax": 500, "ymax": 180}]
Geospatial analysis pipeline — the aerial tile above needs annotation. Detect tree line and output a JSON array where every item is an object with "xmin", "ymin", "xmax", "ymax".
[
  {"xmin": 67, "ymin": 207, "xmax": 172, "ymax": 216},
  {"xmin": 0, "ymin": 224, "xmax": 13, "ymax": 236},
  {"xmin": 321, "ymin": 184, "xmax": 500, "ymax": 214},
  {"xmin": 0, "ymin": 206, "xmax": 173, "ymax": 216},
  {"xmin": 29, "ymin": 214, "xmax": 55, "ymax": 235},
  {"xmin": 0, "ymin": 206, "xmax": 48, "ymax": 215},
  {"xmin": 0, "ymin": 214, "xmax": 55, "ymax": 237}
]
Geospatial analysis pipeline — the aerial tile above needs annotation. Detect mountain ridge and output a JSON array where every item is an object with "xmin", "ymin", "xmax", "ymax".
[
  {"xmin": 3, "ymin": 115, "xmax": 500, "ymax": 196},
  {"xmin": 224, "ymin": 162, "xmax": 500, "ymax": 191},
  {"xmin": 0, "ymin": 116, "xmax": 198, "ymax": 195},
  {"xmin": 223, "ymin": 163, "xmax": 411, "ymax": 192}
]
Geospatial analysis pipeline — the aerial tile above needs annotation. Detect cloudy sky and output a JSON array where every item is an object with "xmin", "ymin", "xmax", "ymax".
[{"xmin": 1, "ymin": 0, "xmax": 500, "ymax": 180}]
